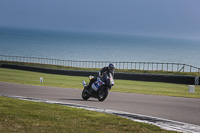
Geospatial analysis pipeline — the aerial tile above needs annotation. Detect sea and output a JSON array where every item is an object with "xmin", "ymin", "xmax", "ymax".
[{"xmin": 0, "ymin": 27, "xmax": 200, "ymax": 67}]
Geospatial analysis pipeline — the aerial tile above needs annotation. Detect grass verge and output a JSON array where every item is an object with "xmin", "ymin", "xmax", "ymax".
[
  {"xmin": 0, "ymin": 96, "xmax": 178, "ymax": 132},
  {"xmin": 0, "ymin": 67, "xmax": 200, "ymax": 98}
]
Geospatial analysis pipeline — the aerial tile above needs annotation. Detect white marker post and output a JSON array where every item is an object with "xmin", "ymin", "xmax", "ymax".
[
  {"xmin": 188, "ymin": 85, "xmax": 195, "ymax": 93},
  {"xmin": 40, "ymin": 77, "xmax": 43, "ymax": 83}
]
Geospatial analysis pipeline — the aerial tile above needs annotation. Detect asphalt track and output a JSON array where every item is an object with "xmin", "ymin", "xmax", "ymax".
[{"xmin": 0, "ymin": 82, "xmax": 200, "ymax": 127}]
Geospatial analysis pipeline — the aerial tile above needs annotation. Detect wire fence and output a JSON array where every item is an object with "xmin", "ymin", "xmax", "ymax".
[{"xmin": 0, "ymin": 55, "xmax": 200, "ymax": 73}]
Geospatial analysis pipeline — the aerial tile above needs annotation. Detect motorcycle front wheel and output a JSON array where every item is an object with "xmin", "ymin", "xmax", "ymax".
[
  {"xmin": 98, "ymin": 88, "xmax": 108, "ymax": 102},
  {"xmin": 82, "ymin": 88, "xmax": 90, "ymax": 100}
]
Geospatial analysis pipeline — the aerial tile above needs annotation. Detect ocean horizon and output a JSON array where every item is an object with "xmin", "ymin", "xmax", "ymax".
[{"xmin": 0, "ymin": 27, "xmax": 200, "ymax": 68}]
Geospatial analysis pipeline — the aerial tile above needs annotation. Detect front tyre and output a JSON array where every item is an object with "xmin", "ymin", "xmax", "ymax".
[
  {"xmin": 98, "ymin": 88, "xmax": 108, "ymax": 102},
  {"xmin": 82, "ymin": 88, "xmax": 90, "ymax": 100}
]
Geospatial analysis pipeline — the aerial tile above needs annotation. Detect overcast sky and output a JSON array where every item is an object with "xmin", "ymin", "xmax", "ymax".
[{"xmin": 0, "ymin": 0, "xmax": 200, "ymax": 39}]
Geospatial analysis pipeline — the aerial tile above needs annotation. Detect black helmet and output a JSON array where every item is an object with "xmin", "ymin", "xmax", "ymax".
[{"xmin": 108, "ymin": 63, "xmax": 115, "ymax": 72}]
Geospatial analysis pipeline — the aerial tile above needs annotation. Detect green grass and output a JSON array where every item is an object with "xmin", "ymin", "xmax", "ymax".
[
  {"xmin": 0, "ymin": 96, "xmax": 178, "ymax": 133},
  {"xmin": 115, "ymin": 80, "xmax": 200, "ymax": 98},
  {"xmin": 0, "ymin": 67, "xmax": 86, "ymax": 89},
  {"xmin": 0, "ymin": 67, "xmax": 200, "ymax": 98}
]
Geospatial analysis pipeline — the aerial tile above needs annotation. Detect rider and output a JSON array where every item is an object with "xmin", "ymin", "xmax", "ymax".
[
  {"xmin": 87, "ymin": 63, "xmax": 115, "ymax": 91},
  {"xmin": 99, "ymin": 63, "xmax": 115, "ymax": 77}
]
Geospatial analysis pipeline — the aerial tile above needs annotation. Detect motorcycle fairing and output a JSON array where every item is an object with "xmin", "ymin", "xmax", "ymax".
[{"xmin": 91, "ymin": 77, "xmax": 105, "ymax": 91}]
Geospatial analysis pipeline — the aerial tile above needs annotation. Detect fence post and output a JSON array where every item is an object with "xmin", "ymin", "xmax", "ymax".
[
  {"xmin": 177, "ymin": 64, "xmax": 179, "ymax": 72},
  {"xmin": 134, "ymin": 62, "xmax": 136, "ymax": 70},
  {"xmin": 157, "ymin": 63, "xmax": 158, "ymax": 71},
  {"xmin": 143, "ymin": 62, "xmax": 145, "ymax": 70},
  {"xmin": 139, "ymin": 62, "xmax": 140, "ymax": 70},
  {"xmin": 167, "ymin": 63, "xmax": 168, "ymax": 71}
]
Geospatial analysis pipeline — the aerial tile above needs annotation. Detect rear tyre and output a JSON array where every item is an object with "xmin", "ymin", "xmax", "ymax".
[
  {"xmin": 82, "ymin": 88, "xmax": 90, "ymax": 100},
  {"xmin": 98, "ymin": 88, "xmax": 108, "ymax": 102}
]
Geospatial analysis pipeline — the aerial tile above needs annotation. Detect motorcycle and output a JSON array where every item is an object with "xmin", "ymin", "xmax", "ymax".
[{"xmin": 81, "ymin": 73, "xmax": 114, "ymax": 102}]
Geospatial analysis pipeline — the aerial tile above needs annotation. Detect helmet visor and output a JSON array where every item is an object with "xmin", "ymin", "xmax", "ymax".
[{"xmin": 110, "ymin": 67, "xmax": 115, "ymax": 71}]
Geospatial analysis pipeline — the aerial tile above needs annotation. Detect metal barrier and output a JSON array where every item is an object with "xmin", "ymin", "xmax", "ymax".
[{"xmin": 1, "ymin": 55, "xmax": 200, "ymax": 73}]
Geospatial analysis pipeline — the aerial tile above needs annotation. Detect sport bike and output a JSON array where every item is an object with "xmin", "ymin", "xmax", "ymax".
[{"xmin": 82, "ymin": 73, "xmax": 114, "ymax": 102}]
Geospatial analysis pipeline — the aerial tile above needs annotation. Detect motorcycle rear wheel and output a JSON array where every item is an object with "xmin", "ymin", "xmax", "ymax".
[
  {"xmin": 98, "ymin": 88, "xmax": 108, "ymax": 102},
  {"xmin": 82, "ymin": 88, "xmax": 90, "ymax": 100}
]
